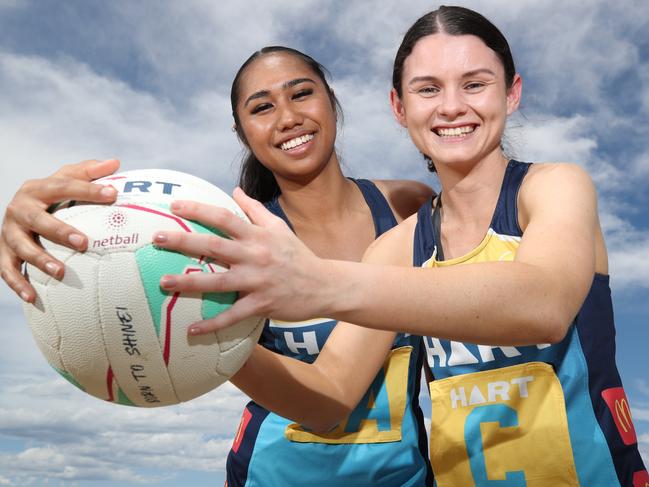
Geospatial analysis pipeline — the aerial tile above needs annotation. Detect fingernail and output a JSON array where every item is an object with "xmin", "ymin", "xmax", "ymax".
[
  {"xmin": 188, "ymin": 326, "xmax": 201, "ymax": 336},
  {"xmin": 68, "ymin": 233, "xmax": 84, "ymax": 247},
  {"xmin": 101, "ymin": 186, "xmax": 117, "ymax": 198},
  {"xmin": 153, "ymin": 233, "xmax": 167, "ymax": 243},
  {"xmin": 160, "ymin": 276, "xmax": 176, "ymax": 288},
  {"xmin": 20, "ymin": 290, "xmax": 31, "ymax": 302},
  {"xmin": 45, "ymin": 262, "xmax": 60, "ymax": 276},
  {"xmin": 170, "ymin": 201, "xmax": 183, "ymax": 211}
]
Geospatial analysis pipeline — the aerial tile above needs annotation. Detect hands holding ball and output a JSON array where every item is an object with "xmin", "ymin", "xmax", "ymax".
[
  {"xmin": 155, "ymin": 188, "xmax": 328, "ymax": 335},
  {"xmin": 5, "ymin": 160, "xmax": 266, "ymax": 407}
]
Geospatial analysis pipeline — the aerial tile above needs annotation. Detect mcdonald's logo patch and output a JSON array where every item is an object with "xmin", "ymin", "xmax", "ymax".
[
  {"xmin": 601, "ymin": 387, "xmax": 637, "ymax": 445},
  {"xmin": 633, "ymin": 469, "xmax": 649, "ymax": 487}
]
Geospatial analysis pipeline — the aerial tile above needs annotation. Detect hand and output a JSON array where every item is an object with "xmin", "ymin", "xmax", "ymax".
[
  {"xmin": 153, "ymin": 188, "xmax": 329, "ymax": 335},
  {"xmin": 0, "ymin": 159, "xmax": 120, "ymax": 302}
]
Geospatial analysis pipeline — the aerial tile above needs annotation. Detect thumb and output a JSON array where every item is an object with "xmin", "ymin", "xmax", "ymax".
[
  {"xmin": 54, "ymin": 159, "xmax": 121, "ymax": 181},
  {"xmin": 232, "ymin": 187, "xmax": 277, "ymax": 227}
]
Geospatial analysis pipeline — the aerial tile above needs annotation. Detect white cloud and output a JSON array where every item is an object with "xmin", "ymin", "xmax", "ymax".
[
  {"xmin": 633, "ymin": 404, "xmax": 649, "ymax": 423},
  {"xmin": 607, "ymin": 240, "xmax": 649, "ymax": 289},
  {"xmin": 636, "ymin": 379, "xmax": 649, "ymax": 398},
  {"xmin": 639, "ymin": 432, "xmax": 649, "ymax": 465},
  {"xmin": 0, "ymin": 50, "xmax": 241, "ymax": 206},
  {"xmin": 335, "ymin": 77, "xmax": 428, "ymax": 182},
  {"xmin": 510, "ymin": 114, "xmax": 597, "ymax": 165},
  {"xmin": 0, "ymin": 370, "xmax": 248, "ymax": 482}
]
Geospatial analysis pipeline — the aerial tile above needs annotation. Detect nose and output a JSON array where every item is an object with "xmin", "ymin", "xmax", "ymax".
[
  {"xmin": 438, "ymin": 87, "xmax": 467, "ymax": 120},
  {"xmin": 276, "ymin": 101, "xmax": 303, "ymax": 131}
]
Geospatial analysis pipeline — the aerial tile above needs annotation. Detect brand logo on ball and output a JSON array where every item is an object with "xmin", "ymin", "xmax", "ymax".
[
  {"xmin": 106, "ymin": 210, "xmax": 127, "ymax": 230},
  {"xmin": 92, "ymin": 233, "xmax": 140, "ymax": 249}
]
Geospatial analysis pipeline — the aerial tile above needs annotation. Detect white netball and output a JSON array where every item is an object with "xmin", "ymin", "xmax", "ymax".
[{"xmin": 23, "ymin": 169, "xmax": 264, "ymax": 407}]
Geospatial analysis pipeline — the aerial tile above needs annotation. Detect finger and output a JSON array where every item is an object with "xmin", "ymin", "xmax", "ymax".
[
  {"xmin": 232, "ymin": 187, "xmax": 286, "ymax": 230},
  {"xmin": 159, "ymin": 270, "xmax": 242, "ymax": 294},
  {"xmin": 10, "ymin": 208, "xmax": 88, "ymax": 251},
  {"xmin": 153, "ymin": 231, "xmax": 246, "ymax": 265},
  {"xmin": 188, "ymin": 295, "xmax": 261, "ymax": 335},
  {"xmin": 0, "ymin": 249, "xmax": 36, "ymax": 302},
  {"xmin": 22, "ymin": 177, "xmax": 118, "ymax": 207},
  {"xmin": 4, "ymin": 228, "xmax": 66, "ymax": 279},
  {"xmin": 169, "ymin": 201, "xmax": 253, "ymax": 240},
  {"xmin": 53, "ymin": 158, "xmax": 121, "ymax": 181}
]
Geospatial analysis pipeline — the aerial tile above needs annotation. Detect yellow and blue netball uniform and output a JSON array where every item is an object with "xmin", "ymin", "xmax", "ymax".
[
  {"xmin": 413, "ymin": 160, "xmax": 647, "ymax": 486},
  {"xmin": 226, "ymin": 179, "xmax": 433, "ymax": 487}
]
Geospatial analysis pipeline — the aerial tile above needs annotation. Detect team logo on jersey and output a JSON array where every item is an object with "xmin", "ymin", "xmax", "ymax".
[{"xmin": 601, "ymin": 387, "xmax": 637, "ymax": 445}]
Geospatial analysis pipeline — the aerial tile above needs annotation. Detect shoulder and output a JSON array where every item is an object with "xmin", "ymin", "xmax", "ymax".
[
  {"xmin": 372, "ymin": 179, "xmax": 435, "ymax": 223},
  {"xmin": 362, "ymin": 213, "xmax": 419, "ymax": 267},
  {"xmin": 519, "ymin": 162, "xmax": 597, "ymax": 228},
  {"xmin": 521, "ymin": 162, "xmax": 596, "ymax": 200}
]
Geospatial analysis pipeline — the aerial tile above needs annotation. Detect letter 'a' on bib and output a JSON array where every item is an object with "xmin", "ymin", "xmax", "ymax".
[
  {"xmin": 429, "ymin": 362, "xmax": 579, "ymax": 486},
  {"xmin": 284, "ymin": 346, "xmax": 412, "ymax": 444}
]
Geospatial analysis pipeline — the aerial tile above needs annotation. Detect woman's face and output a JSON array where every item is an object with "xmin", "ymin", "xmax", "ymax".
[
  {"xmin": 235, "ymin": 53, "xmax": 338, "ymax": 184},
  {"xmin": 391, "ymin": 33, "xmax": 521, "ymax": 172}
]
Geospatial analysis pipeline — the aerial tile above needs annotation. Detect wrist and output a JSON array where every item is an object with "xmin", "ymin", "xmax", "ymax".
[{"xmin": 310, "ymin": 258, "xmax": 360, "ymax": 320}]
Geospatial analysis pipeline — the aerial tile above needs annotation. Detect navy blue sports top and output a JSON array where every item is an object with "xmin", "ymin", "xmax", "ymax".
[
  {"xmin": 225, "ymin": 178, "xmax": 433, "ymax": 486},
  {"xmin": 413, "ymin": 160, "xmax": 647, "ymax": 486}
]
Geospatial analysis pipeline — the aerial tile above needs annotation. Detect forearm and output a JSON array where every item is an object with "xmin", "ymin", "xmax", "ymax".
[
  {"xmin": 323, "ymin": 259, "xmax": 585, "ymax": 345},
  {"xmin": 231, "ymin": 345, "xmax": 351, "ymax": 432}
]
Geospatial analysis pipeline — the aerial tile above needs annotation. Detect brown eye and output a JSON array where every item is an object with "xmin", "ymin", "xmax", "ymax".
[
  {"xmin": 293, "ymin": 88, "xmax": 313, "ymax": 100},
  {"xmin": 251, "ymin": 103, "xmax": 272, "ymax": 114}
]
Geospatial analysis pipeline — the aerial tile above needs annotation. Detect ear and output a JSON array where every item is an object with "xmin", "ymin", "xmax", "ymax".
[
  {"xmin": 390, "ymin": 89, "xmax": 408, "ymax": 128},
  {"xmin": 234, "ymin": 123, "xmax": 249, "ymax": 147},
  {"xmin": 506, "ymin": 74, "xmax": 522, "ymax": 115}
]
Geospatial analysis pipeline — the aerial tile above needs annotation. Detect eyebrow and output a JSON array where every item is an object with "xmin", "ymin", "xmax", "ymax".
[
  {"xmin": 244, "ymin": 77, "xmax": 316, "ymax": 107},
  {"xmin": 407, "ymin": 68, "xmax": 497, "ymax": 87}
]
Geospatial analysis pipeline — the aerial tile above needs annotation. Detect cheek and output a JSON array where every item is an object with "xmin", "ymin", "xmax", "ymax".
[
  {"xmin": 309, "ymin": 100, "xmax": 337, "ymax": 127},
  {"xmin": 404, "ymin": 103, "xmax": 434, "ymax": 134},
  {"xmin": 308, "ymin": 102, "xmax": 338, "ymax": 146},
  {"xmin": 240, "ymin": 119, "xmax": 270, "ymax": 148},
  {"xmin": 475, "ymin": 94, "xmax": 508, "ymax": 120}
]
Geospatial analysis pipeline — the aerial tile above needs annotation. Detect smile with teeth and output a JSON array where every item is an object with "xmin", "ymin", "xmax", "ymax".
[
  {"xmin": 280, "ymin": 134, "xmax": 314, "ymax": 151},
  {"xmin": 434, "ymin": 126, "xmax": 476, "ymax": 137}
]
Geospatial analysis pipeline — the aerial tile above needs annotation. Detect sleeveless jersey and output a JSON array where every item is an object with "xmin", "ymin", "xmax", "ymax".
[
  {"xmin": 413, "ymin": 160, "xmax": 647, "ymax": 486},
  {"xmin": 226, "ymin": 179, "xmax": 433, "ymax": 487}
]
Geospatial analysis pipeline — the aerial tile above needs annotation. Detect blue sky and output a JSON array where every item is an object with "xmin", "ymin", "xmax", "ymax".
[{"xmin": 0, "ymin": 0, "xmax": 647, "ymax": 485}]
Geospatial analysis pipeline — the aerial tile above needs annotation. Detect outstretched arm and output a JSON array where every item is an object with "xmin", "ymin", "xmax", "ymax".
[
  {"xmin": 156, "ymin": 163, "xmax": 598, "ymax": 345},
  {"xmin": 0, "ymin": 159, "xmax": 119, "ymax": 301},
  {"xmin": 334, "ymin": 163, "xmax": 598, "ymax": 344}
]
